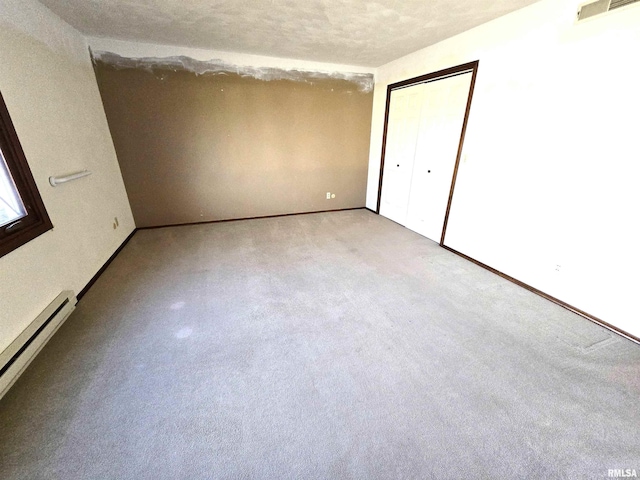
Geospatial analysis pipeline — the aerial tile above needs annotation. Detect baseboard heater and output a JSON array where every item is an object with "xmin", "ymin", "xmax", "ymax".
[{"xmin": 0, "ymin": 291, "xmax": 76, "ymax": 400}]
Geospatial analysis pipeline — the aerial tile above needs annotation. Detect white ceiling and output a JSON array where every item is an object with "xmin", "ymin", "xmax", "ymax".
[{"xmin": 38, "ymin": 0, "xmax": 541, "ymax": 67}]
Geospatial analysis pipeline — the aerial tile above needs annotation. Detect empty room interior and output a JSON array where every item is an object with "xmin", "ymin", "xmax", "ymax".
[{"xmin": 1, "ymin": 0, "xmax": 639, "ymax": 477}]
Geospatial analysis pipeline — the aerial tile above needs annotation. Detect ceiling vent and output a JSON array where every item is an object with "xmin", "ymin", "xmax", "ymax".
[{"xmin": 577, "ymin": 0, "xmax": 640, "ymax": 20}]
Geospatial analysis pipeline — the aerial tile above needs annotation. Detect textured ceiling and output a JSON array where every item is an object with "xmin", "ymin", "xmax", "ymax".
[{"xmin": 38, "ymin": 0, "xmax": 541, "ymax": 67}]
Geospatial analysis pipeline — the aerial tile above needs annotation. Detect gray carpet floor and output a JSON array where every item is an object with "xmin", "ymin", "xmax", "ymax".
[{"xmin": 1, "ymin": 210, "xmax": 638, "ymax": 479}]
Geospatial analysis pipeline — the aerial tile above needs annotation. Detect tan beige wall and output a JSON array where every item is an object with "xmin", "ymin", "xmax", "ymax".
[{"xmin": 94, "ymin": 62, "xmax": 373, "ymax": 227}]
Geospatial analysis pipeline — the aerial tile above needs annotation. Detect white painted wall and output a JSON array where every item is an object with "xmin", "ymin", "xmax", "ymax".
[
  {"xmin": 367, "ymin": 0, "xmax": 640, "ymax": 339},
  {"xmin": 0, "ymin": 0, "xmax": 135, "ymax": 353}
]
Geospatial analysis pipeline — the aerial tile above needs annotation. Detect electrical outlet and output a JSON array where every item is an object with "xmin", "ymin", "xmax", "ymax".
[{"xmin": 326, "ymin": 192, "xmax": 331, "ymax": 199}]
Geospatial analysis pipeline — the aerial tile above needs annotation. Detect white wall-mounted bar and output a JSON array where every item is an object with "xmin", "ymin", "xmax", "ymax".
[{"xmin": 49, "ymin": 170, "xmax": 91, "ymax": 187}]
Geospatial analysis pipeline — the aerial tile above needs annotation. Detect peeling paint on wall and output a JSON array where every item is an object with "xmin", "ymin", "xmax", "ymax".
[{"xmin": 91, "ymin": 51, "xmax": 374, "ymax": 93}]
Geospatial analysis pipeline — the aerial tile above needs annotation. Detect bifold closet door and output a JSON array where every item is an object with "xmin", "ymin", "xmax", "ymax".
[
  {"xmin": 379, "ymin": 84, "xmax": 425, "ymax": 226},
  {"xmin": 404, "ymin": 72, "xmax": 472, "ymax": 242},
  {"xmin": 380, "ymin": 72, "xmax": 472, "ymax": 242}
]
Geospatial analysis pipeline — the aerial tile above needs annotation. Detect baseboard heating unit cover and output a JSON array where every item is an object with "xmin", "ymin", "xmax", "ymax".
[{"xmin": 0, "ymin": 291, "xmax": 76, "ymax": 400}]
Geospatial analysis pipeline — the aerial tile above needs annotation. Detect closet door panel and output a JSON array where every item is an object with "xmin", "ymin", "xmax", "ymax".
[
  {"xmin": 405, "ymin": 73, "xmax": 472, "ymax": 242},
  {"xmin": 379, "ymin": 85, "xmax": 425, "ymax": 225}
]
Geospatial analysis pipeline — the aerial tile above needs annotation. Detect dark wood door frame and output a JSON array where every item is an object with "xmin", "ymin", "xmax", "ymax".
[{"xmin": 375, "ymin": 60, "xmax": 480, "ymax": 249}]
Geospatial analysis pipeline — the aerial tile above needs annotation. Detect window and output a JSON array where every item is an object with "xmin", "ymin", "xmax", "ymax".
[{"xmin": 0, "ymin": 91, "xmax": 52, "ymax": 258}]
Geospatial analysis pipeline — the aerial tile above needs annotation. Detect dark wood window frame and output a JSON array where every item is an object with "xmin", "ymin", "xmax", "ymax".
[{"xmin": 0, "ymin": 91, "xmax": 52, "ymax": 258}]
